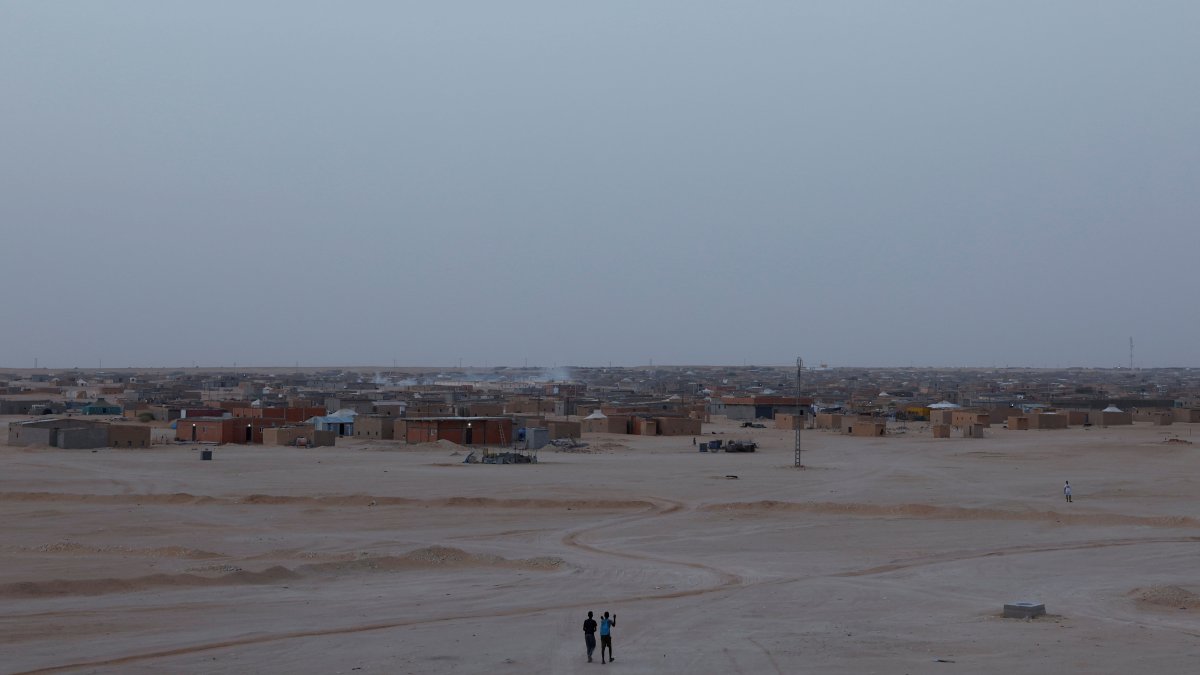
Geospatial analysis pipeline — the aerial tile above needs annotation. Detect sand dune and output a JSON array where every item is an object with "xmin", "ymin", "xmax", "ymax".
[
  {"xmin": 0, "ymin": 491, "xmax": 652, "ymax": 511},
  {"xmin": 701, "ymin": 500, "xmax": 1200, "ymax": 528},
  {"xmin": 20, "ymin": 542, "xmax": 224, "ymax": 559},
  {"xmin": 1132, "ymin": 585, "xmax": 1200, "ymax": 610},
  {"xmin": 1, "ymin": 546, "xmax": 563, "ymax": 598}
]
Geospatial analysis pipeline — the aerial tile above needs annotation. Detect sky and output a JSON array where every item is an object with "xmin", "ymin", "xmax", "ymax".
[{"xmin": 1, "ymin": 1, "xmax": 1197, "ymax": 369}]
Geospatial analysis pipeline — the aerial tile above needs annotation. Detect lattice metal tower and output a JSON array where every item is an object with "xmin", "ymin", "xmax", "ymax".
[{"xmin": 795, "ymin": 357, "xmax": 803, "ymax": 467}]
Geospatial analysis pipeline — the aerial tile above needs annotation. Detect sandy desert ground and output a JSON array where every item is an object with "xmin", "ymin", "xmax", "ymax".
[{"xmin": 3, "ymin": 419, "xmax": 1200, "ymax": 674}]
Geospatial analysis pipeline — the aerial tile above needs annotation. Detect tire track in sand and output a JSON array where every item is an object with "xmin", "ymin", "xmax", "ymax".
[
  {"xmin": 561, "ymin": 497, "xmax": 743, "ymax": 590},
  {"xmin": 13, "ymin": 497, "xmax": 744, "ymax": 674},
  {"xmin": 835, "ymin": 535, "xmax": 1200, "ymax": 577}
]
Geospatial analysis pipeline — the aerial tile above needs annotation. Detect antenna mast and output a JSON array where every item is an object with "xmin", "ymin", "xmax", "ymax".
[{"xmin": 795, "ymin": 357, "xmax": 803, "ymax": 468}]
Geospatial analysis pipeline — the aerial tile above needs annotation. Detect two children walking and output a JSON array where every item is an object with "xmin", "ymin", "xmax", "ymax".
[{"xmin": 582, "ymin": 611, "xmax": 616, "ymax": 663}]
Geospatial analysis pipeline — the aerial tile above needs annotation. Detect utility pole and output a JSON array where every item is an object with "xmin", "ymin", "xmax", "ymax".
[
  {"xmin": 1129, "ymin": 337, "xmax": 1134, "ymax": 370},
  {"xmin": 795, "ymin": 356, "xmax": 803, "ymax": 468}
]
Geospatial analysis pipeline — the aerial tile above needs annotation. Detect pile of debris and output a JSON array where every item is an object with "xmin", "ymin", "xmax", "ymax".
[
  {"xmin": 724, "ymin": 440, "xmax": 757, "ymax": 453},
  {"xmin": 550, "ymin": 439, "xmax": 590, "ymax": 452},
  {"xmin": 463, "ymin": 451, "xmax": 536, "ymax": 464}
]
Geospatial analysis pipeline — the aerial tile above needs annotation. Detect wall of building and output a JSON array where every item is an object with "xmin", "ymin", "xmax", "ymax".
[
  {"xmin": 1097, "ymin": 411, "xmax": 1133, "ymax": 426},
  {"xmin": 951, "ymin": 411, "xmax": 991, "ymax": 427},
  {"xmin": 929, "ymin": 410, "xmax": 955, "ymax": 425},
  {"xmin": 722, "ymin": 405, "xmax": 757, "ymax": 421},
  {"xmin": 546, "ymin": 420, "xmax": 581, "ymax": 439},
  {"xmin": 404, "ymin": 418, "xmax": 513, "ymax": 445},
  {"xmin": 8, "ymin": 419, "xmax": 108, "ymax": 447},
  {"xmin": 1064, "ymin": 410, "xmax": 1088, "ymax": 425},
  {"xmin": 654, "ymin": 416, "xmax": 701, "ymax": 436},
  {"xmin": 1028, "ymin": 413, "xmax": 1068, "ymax": 430},
  {"xmin": 506, "ymin": 398, "xmax": 556, "ymax": 414},
  {"xmin": 353, "ymin": 415, "xmax": 395, "ymax": 439},
  {"xmin": 108, "ymin": 424, "xmax": 151, "ymax": 447},
  {"xmin": 637, "ymin": 418, "xmax": 658, "ymax": 435},
  {"xmin": 846, "ymin": 421, "xmax": 886, "ymax": 437},
  {"xmin": 176, "ymin": 417, "xmax": 279, "ymax": 444},
  {"xmin": 815, "ymin": 413, "xmax": 843, "ymax": 430},
  {"xmin": 774, "ymin": 413, "xmax": 809, "ymax": 430},
  {"xmin": 58, "ymin": 426, "xmax": 110, "ymax": 448},
  {"xmin": 1174, "ymin": 409, "xmax": 1200, "ymax": 423}
]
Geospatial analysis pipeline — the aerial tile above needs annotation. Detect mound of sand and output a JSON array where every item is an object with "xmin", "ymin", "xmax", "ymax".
[
  {"xmin": 1131, "ymin": 585, "xmax": 1200, "ymax": 609},
  {"xmin": 700, "ymin": 500, "xmax": 1200, "ymax": 528},
  {"xmin": 302, "ymin": 546, "xmax": 564, "ymax": 574},
  {"xmin": 404, "ymin": 439, "xmax": 469, "ymax": 452},
  {"xmin": 0, "ymin": 491, "xmax": 652, "ymax": 512},
  {"xmin": 0, "ymin": 566, "xmax": 299, "ymax": 598},
  {"xmin": 31, "ymin": 542, "xmax": 224, "ymax": 559}
]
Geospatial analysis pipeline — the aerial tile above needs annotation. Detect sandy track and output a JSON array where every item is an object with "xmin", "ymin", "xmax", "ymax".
[
  {"xmin": 10, "ymin": 496, "xmax": 736, "ymax": 674},
  {"xmin": 7, "ymin": 423, "xmax": 1200, "ymax": 673}
]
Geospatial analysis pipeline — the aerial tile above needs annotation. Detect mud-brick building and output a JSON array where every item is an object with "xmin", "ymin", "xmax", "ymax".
[
  {"xmin": 8, "ymin": 418, "xmax": 109, "ymax": 448},
  {"xmin": 176, "ymin": 417, "xmax": 281, "ymax": 444},
  {"xmin": 262, "ymin": 425, "xmax": 336, "ymax": 447},
  {"xmin": 353, "ymin": 414, "xmax": 395, "ymax": 440},
  {"xmin": 108, "ymin": 424, "xmax": 152, "ymax": 447},
  {"xmin": 404, "ymin": 417, "xmax": 513, "ymax": 445}
]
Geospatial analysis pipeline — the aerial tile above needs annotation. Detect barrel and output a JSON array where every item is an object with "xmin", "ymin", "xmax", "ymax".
[{"xmin": 200, "ymin": 450, "xmax": 213, "ymax": 461}]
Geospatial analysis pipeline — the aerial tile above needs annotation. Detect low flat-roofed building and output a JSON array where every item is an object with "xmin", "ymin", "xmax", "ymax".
[{"xmin": 404, "ymin": 417, "xmax": 513, "ymax": 445}]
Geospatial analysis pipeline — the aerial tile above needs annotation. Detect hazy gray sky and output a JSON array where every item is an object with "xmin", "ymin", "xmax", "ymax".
[{"xmin": 2, "ymin": 2, "xmax": 1197, "ymax": 368}]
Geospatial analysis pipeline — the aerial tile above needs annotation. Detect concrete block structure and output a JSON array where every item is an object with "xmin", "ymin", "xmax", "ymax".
[
  {"xmin": 815, "ymin": 413, "xmax": 843, "ymax": 430},
  {"xmin": 1028, "ymin": 412, "xmax": 1068, "ymax": 430},
  {"xmin": 844, "ymin": 419, "xmax": 886, "ymax": 437},
  {"xmin": 353, "ymin": 414, "xmax": 395, "ymax": 439},
  {"xmin": 262, "ymin": 426, "xmax": 336, "ymax": 447},
  {"xmin": 580, "ymin": 410, "xmax": 619, "ymax": 429},
  {"xmin": 506, "ymin": 397, "xmax": 556, "ymax": 415},
  {"xmin": 631, "ymin": 417, "xmax": 658, "ymax": 436},
  {"xmin": 108, "ymin": 424, "xmax": 151, "ymax": 448},
  {"xmin": 176, "ymin": 417, "xmax": 281, "ymax": 444},
  {"xmin": 1096, "ymin": 406, "xmax": 1133, "ymax": 427},
  {"xmin": 929, "ymin": 410, "xmax": 955, "ymax": 425},
  {"xmin": 545, "ymin": 419, "xmax": 582, "ymax": 439},
  {"xmin": 1008, "ymin": 416, "xmax": 1030, "ymax": 430},
  {"xmin": 951, "ymin": 411, "xmax": 991, "ymax": 428},
  {"xmin": 932, "ymin": 424, "xmax": 951, "ymax": 438},
  {"xmin": 1174, "ymin": 409, "xmax": 1200, "ymax": 423},
  {"xmin": 7, "ymin": 419, "xmax": 110, "ymax": 449},
  {"xmin": 1140, "ymin": 411, "xmax": 1174, "ymax": 426},
  {"xmin": 718, "ymin": 395, "xmax": 812, "ymax": 421},
  {"xmin": 1064, "ymin": 410, "xmax": 1088, "ymax": 425},
  {"xmin": 774, "ymin": 413, "xmax": 808, "ymax": 430},
  {"xmin": 653, "ymin": 416, "xmax": 702, "ymax": 436},
  {"xmin": 404, "ymin": 417, "xmax": 513, "ymax": 445},
  {"xmin": 462, "ymin": 402, "xmax": 505, "ymax": 417}
]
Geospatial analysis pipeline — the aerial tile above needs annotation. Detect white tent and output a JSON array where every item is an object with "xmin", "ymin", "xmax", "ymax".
[
  {"xmin": 584, "ymin": 409, "xmax": 608, "ymax": 420},
  {"xmin": 928, "ymin": 401, "xmax": 962, "ymax": 410},
  {"xmin": 1102, "ymin": 405, "xmax": 1124, "ymax": 413}
]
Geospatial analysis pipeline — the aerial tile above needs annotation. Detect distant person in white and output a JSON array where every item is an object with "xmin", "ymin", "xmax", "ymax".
[{"xmin": 1064, "ymin": 481, "xmax": 1072, "ymax": 503}]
